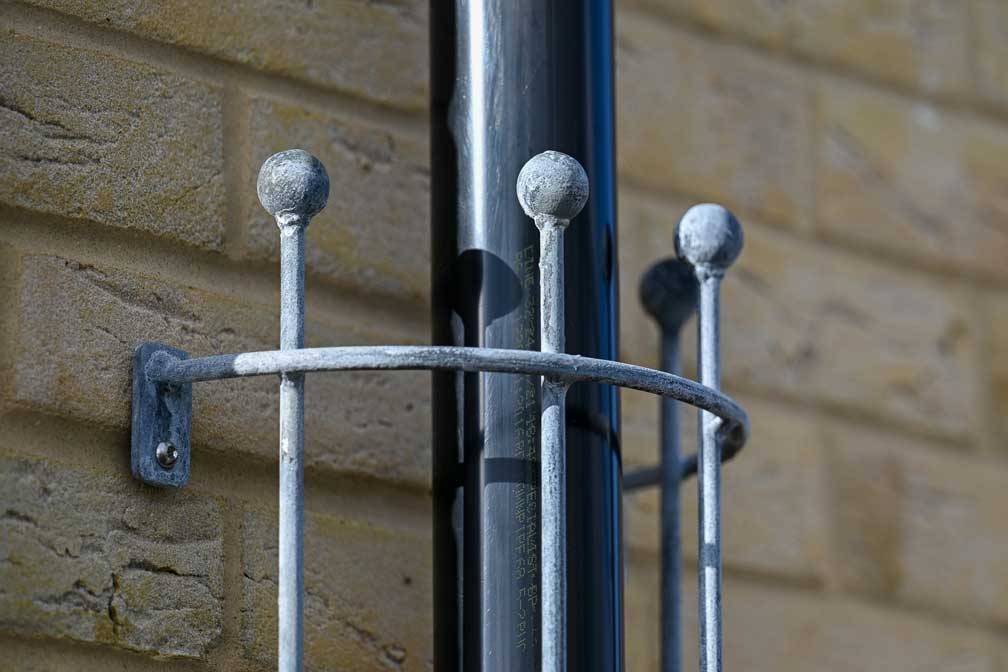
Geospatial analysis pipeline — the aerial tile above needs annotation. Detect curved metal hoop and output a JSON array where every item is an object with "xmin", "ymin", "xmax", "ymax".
[
  {"xmin": 145, "ymin": 344, "xmax": 749, "ymax": 452},
  {"xmin": 130, "ymin": 149, "xmax": 749, "ymax": 672}
]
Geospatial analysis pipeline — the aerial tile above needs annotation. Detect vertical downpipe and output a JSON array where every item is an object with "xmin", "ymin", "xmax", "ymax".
[{"xmin": 431, "ymin": 2, "xmax": 622, "ymax": 670}]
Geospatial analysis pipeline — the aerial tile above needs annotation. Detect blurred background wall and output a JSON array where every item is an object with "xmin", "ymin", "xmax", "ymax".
[
  {"xmin": 617, "ymin": 2, "xmax": 1008, "ymax": 670},
  {"xmin": 0, "ymin": 1, "xmax": 1005, "ymax": 670}
]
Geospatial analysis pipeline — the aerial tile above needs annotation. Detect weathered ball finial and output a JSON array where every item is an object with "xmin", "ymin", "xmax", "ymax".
[
  {"xmin": 257, "ymin": 149, "xmax": 330, "ymax": 226},
  {"xmin": 675, "ymin": 203, "xmax": 743, "ymax": 273},
  {"xmin": 516, "ymin": 150, "xmax": 589, "ymax": 222},
  {"xmin": 639, "ymin": 258, "xmax": 698, "ymax": 333}
]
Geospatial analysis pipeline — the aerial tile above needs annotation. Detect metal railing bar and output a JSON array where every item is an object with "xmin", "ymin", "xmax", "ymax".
[
  {"xmin": 517, "ymin": 151, "xmax": 589, "ymax": 672},
  {"xmin": 676, "ymin": 204, "xmax": 743, "ymax": 672},
  {"xmin": 660, "ymin": 326, "xmax": 683, "ymax": 672},
  {"xmin": 697, "ymin": 268, "xmax": 724, "ymax": 672},
  {"xmin": 621, "ymin": 441, "xmax": 743, "ymax": 490},
  {"xmin": 257, "ymin": 150, "xmax": 330, "ymax": 672},
  {"xmin": 143, "ymin": 345, "xmax": 748, "ymax": 449},
  {"xmin": 639, "ymin": 256, "xmax": 698, "ymax": 672},
  {"xmin": 130, "ymin": 148, "xmax": 751, "ymax": 672}
]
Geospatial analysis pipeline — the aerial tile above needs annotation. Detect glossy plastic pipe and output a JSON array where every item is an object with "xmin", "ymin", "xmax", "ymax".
[{"xmin": 430, "ymin": 1, "xmax": 620, "ymax": 669}]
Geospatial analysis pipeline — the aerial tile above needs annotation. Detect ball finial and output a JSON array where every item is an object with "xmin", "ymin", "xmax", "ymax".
[
  {"xmin": 675, "ymin": 204, "xmax": 743, "ymax": 273},
  {"xmin": 257, "ymin": 149, "xmax": 330, "ymax": 225},
  {"xmin": 639, "ymin": 258, "xmax": 698, "ymax": 332},
  {"xmin": 516, "ymin": 150, "xmax": 589, "ymax": 222}
]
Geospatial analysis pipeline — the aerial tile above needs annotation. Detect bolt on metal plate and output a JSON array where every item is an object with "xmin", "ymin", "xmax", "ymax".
[{"xmin": 131, "ymin": 342, "xmax": 192, "ymax": 487}]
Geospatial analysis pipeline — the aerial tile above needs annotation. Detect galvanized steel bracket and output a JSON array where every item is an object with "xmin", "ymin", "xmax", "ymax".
[
  {"xmin": 125, "ymin": 148, "xmax": 750, "ymax": 672},
  {"xmin": 131, "ymin": 342, "xmax": 192, "ymax": 488}
]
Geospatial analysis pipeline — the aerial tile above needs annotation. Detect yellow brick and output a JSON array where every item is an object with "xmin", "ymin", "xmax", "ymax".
[
  {"xmin": 242, "ymin": 506, "xmax": 432, "ymax": 670},
  {"xmin": 626, "ymin": 0, "xmax": 970, "ymax": 97},
  {"xmin": 816, "ymin": 79, "xmax": 1008, "ymax": 278},
  {"xmin": 620, "ymin": 191, "xmax": 980, "ymax": 438},
  {"xmin": 627, "ymin": 553, "xmax": 999, "ymax": 672},
  {"xmin": 824, "ymin": 423, "xmax": 1008, "ymax": 626},
  {"xmin": 624, "ymin": 396, "xmax": 829, "ymax": 583},
  {"xmin": 0, "ymin": 29, "xmax": 225, "ymax": 250},
  {"xmin": 990, "ymin": 295, "xmax": 1008, "ymax": 446},
  {"xmin": 972, "ymin": 0, "xmax": 1008, "ymax": 108},
  {"xmin": 0, "ymin": 455, "xmax": 223, "ymax": 658},
  {"xmin": 617, "ymin": 191, "xmax": 689, "ymax": 371},
  {"xmin": 624, "ymin": 553, "xmax": 661, "ymax": 672},
  {"xmin": 617, "ymin": 10, "xmax": 813, "ymax": 229},
  {"xmin": 12, "ymin": 253, "xmax": 431, "ymax": 486},
  {"xmin": 0, "ymin": 242, "xmax": 17, "ymax": 402},
  {"xmin": 0, "ymin": 637, "xmax": 181, "ymax": 672},
  {"xmin": 21, "ymin": 0, "xmax": 428, "ymax": 109},
  {"xmin": 245, "ymin": 95, "xmax": 429, "ymax": 302}
]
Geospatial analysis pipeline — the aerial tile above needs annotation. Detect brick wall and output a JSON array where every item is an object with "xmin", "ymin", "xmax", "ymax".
[
  {"xmin": 1, "ymin": 1, "xmax": 1005, "ymax": 670},
  {"xmin": 617, "ymin": 2, "xmax": 1008, "ymax": 670}
]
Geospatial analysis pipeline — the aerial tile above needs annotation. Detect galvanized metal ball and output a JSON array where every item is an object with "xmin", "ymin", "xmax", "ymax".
[
  {"xmin": 675, "ymin": 204, "xmax": 743, "ymax": 271},
  {"xmin": 516, "ymin": 150, "xmax": 589, "ymax": 222},
  {"xmin": 257, "ymin": 149, "xmax": 330, "ymax": 223},
  {"xmin": 639, "ymin": 258, "xmax": 697, "ymax": 332}
]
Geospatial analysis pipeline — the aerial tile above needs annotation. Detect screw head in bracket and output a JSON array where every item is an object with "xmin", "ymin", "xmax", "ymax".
[
  {"xmin": 516, "ymin": 150, "xmax": 590, "ymax": 223},
  {"xmin": 675, "ymin": 203, "xmax": 744, "ymax": 274},
  {"xmin": 156, "ymin": 441, "xmax": 178, "ymax": 469},
  {"xmin": 257, "ymin": 149, "xmax": 330, "ymax": 226}
]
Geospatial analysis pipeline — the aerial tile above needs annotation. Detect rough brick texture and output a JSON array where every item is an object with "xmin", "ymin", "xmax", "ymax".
[
  {"xmin": 2, "ymin": 0, "xmax": 1006, "ymax": 669},
  {"xmin": 620, "ymin": 192, "xmax": 981, "ymax": 439},
  {"xmin": 245, "ymin": 94, "xmax": 429, "ymax": 301},
  {"xmin": 624, "ymin": 395, "xmax": 828, "ymax": 584},
  {"xmin": 628, "ymin": 0, "xmax": 971, "ymax": 97},
  {"xmin": 0, "ymin": 456, "xmax": 223, "ymax": 657},
  {"xmin": 974, "ymin": 0, "xmax": 1008, "ymax": 108},
  {"xmin": 824, "ymin": 423, "xmax": 1008, "ymax": 626},
  {"xmin": 816, "ymin": 80, "xmax": 1008, "ymax": 278},
  {"xmin": 617, "ymin": 13, "xmax": 813, "ymax": 229},
  {"xmin": 20, "ymin": 0, "xmax": 428, "ymax": 109},
  {"xmin": 242, "ymin": 507, "xmax": 432, "ymax": 670},
  {"xmin": 615, "ymin": 1, "xmax": 1004, "ymax": 667},
  {"xmin": 991, "ymin": 296, "xmax": 1008, "ymax": 447},
  {"xmin": 11, "ymin": 253, "xmax": 430, "ymax": 487},
  {"xmin": 0, "ymin": 29, "xmax": 225, "ymax": 250},
  {"xmin": 628, "ymin": 554, "xmax": 1001, "ymax": 672}
]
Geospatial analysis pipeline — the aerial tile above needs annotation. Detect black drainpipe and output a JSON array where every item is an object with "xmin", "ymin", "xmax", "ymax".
[{"xmin": 431, "ymin": 1, "xmax": 622, "ymax": 670}]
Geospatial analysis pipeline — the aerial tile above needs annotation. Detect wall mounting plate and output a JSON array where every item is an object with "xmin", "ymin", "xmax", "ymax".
[{"xmin": 131, "ymin": 342, "xmax": 192, "ymax": 487}]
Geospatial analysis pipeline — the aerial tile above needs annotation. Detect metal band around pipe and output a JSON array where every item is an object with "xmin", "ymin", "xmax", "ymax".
[{"xmin": 145, "ymin": 345, "xmax": 749, "ymax": 452}]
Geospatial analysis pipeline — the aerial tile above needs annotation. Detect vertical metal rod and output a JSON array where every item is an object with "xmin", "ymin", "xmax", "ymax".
[
  {"xmin": 675, "ymin": 204, "xmax": 742, "ymax": 672},
  {"xmin": 659, "ymin": 330, "xmax": 682, "ymax": 672},
  {"xmin": 257, "ymin": 150, "xmax": 330, "ymax": 672},
  {"xmin": 696, "ymin": 272, "xmax": 722, "ymax": 672},
  {"xmin": 640, "ymin": 259, "xmax": 697, "ymax": 672},
  {"xmin": 539, "ymin": 220, "xmax": 568, "ymax": 672},
  {"xmin": 517, "ymin": 151, "xmax": 589, "ymax": 672},
  {"xmin": 278, "ymin": 222, "xmax": 306, "ymax": 672}
]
